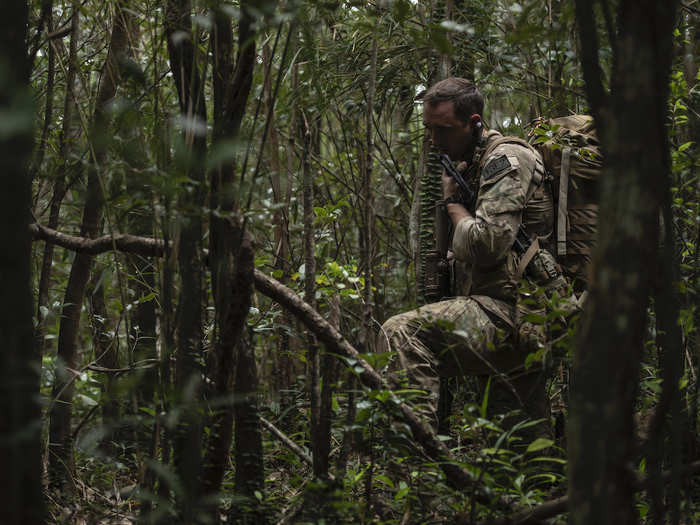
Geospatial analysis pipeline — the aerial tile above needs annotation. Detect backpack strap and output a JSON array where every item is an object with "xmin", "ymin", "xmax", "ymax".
[
  {"xmin": 557, "ymin": 147, "xmax": 572, "ymax": 256},
  {"xmin": 515, "ymin": 236, "xmax": 540, "ymax": 282}
]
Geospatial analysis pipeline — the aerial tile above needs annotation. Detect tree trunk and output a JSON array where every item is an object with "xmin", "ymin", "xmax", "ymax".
[
  {"xmin": 232, "ymin": 330, "xmax": 265, "ymax": 521},
  {"xmin": 164, "ymin": 0, "xmax": 208, "ymax": 517},
  {"xmin": 359, "ymin": 24, "xmax": 378, "ymax": 354},
  {"xmin": 569, "ymin": 2, "xmax": 680, "ymax": 524},
  {"xmin": 0, "ymin": 1, "xmax": 45, "ymax": 522},
  {"xmin": 30, "ymin": 0, "xmax": 55, "ymax": 185},
  {"xmin": 300, "ymin": 108, "xmax": 323, "ymax": 478},
  {"xmin": 200, "ymin": 1, "xmax": 257, "ymax": 510},
  {"xmin": 34, "ymin": 0, "xmax": 80, "ymax": 363},
  {"xmin": 318, "ymin": 295, "xmax": 340, "ymax": 476},
  {"xmin": 48, "ymin": 0, "xmax": 133, "ymax": 487},
  {"xmin": 87, "ymin": 269, "xmax": 120, "ymax": 450},
  {"xmin": 264, "ymin": 33, "xmax": 293, "ymax": 417}
]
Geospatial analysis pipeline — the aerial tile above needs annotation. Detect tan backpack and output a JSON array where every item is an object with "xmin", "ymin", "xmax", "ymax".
[{"xmin": 528, "ymin": 115, "xmax": 602, "ymax": 292}]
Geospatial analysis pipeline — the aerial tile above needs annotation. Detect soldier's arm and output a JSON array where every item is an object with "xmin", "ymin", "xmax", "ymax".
[{"xmin": 451, "ymin": 145, "xmax": 534, "ymax": 267}]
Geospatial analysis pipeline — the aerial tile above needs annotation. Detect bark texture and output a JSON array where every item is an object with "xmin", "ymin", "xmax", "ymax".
[
  {"xmin": 164, "ymin": 0, "xmax": 208, "ymax": 516},
  {"xmin": 569, "ymin": 2, "xmax": 680, "ymax": 524},
  {"xmin": 201, "ymin": 1, "xmax": 258, "ymax": 508}
]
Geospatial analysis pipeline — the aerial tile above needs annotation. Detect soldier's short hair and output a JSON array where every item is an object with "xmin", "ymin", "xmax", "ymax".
[{"xmin": 422, "ymin": 78, "xmax": 484, "ymax": 123}]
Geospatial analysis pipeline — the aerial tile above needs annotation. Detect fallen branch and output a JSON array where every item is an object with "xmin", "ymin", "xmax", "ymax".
[
  {"xmin": 253, "ymin": 270, "xmax": 486, "ymax": 495},
  {"xmin": 261, "ymin": 416, "xmax": 313, "ymax": 467},
  {"xmin": 30, "ymin": 222, "xmax": 492, "ymax": 497}
]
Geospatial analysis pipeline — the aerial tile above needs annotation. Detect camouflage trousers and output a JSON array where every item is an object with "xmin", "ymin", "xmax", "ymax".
[{"xmin": 378, "ymin": 296, "xmax": 549, "ymax": 436}]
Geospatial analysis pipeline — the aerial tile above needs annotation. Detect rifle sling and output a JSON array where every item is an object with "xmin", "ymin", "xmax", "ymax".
[{"xmin": 557, "ymin": 147, "xmax": 571, "ymax": 256}]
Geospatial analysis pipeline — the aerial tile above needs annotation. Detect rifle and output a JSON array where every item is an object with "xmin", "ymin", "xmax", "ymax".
[{"xmin": 438, "ymin": 153, "xmax": 568, "ymax": 295}]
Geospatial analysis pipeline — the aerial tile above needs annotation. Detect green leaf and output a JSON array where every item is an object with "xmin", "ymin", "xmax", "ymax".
[
  {"xmin": 480, "ymin": 377, "xmax": 491, "ymax": 418},
  {"xmin": 526, "ymin": 438, "xmax": 554, "ymax": 453},
  {"xmin": 529, "ymin": 456, "xmax": 567, "ymax": 464},
  {"xmin": 522, "ymin": 313, "xmax": 546, "ymax": 324},
  {"xmin": 395, "ymin": 481, "xmax": 409, "ymax": 500},
  {"xmin": 137, "ymin": 292, "xmax": 156, "ymax": 304},
  {"xmin": 375, "ymin": 474, "xmax": 394, "ymax": 488}
]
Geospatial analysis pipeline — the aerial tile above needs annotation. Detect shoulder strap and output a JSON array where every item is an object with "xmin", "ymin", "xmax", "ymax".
[
  {"xmin": 557, "ymin": 147, "xmax": 572, "ymax": 256},
  {"xmin": 516, "ymin": 237, "xmax": 540, "ymax": 281}
]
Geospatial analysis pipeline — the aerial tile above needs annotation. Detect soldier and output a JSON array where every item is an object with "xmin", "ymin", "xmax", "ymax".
[{"xmin": 379, "ymin": 78, "xmax": 555, "ymax": 439}]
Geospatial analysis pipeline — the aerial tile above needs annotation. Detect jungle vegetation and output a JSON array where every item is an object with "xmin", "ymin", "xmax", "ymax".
[{"xmin": 1, "ymin": 0, "xmax": 699, "ymax": 524}]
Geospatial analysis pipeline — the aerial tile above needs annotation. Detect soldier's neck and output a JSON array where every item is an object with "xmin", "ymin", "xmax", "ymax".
[{"xmin": 463, "ymin": 130, "xmax": 486, "ymax": 167}]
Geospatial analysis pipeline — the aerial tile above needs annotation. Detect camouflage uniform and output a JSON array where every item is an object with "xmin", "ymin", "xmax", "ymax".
[{"xmin": 380, "ymin": 130, "xmax": 553, "ymax": 432}]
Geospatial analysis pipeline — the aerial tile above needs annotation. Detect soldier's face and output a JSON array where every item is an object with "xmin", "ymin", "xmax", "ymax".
[{"xmin": 423, "ymin": 100, "xmax": 475, "ymax": 161}]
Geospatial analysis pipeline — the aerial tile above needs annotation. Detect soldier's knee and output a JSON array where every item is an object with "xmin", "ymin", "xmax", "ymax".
[{"xmin": 378, "ymin": 313, "xmax": 412, "ymax": 342}]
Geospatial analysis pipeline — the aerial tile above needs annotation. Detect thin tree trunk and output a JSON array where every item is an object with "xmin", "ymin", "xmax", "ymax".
[
  {"xmin": 48, "ymin": 0, "xmax": 133, "ymax": 487},
  {"xmin": 317, "ymin": 295, "xmax": 340, "ymax": 476},
  {"xmin": 232, "ymin": 329, "xmax": 265, "ymax": 521},
  {"xmin": 114, "ymin": 14, "xmax": 159, "ymax": 422},
  {"xmin": 34, "ymin": 0, "xmax": 80, "ymax": 363},
  {"xmin": 200, "ymin": 2, "xmax": 257, "ymax": 510},
  {"xmin": 164, "ymin": 0, "xmax": 208, "ymax": 516},
  {"xmin": 30, "ymin": 0, "xmax": 55, "ymax": 185},
  {"xmin": 278, "ymin": 59, "xmax": 301, "ymax": 431},
  {"xmin": 229, "ymin": 225, "xmax": 262, "ymax": 520},
  {"xmin": 647, "ymin": 193, "xmax": 684, "ymax": 525},
  {"xmin": 301, "ymin": 109, "xmax": 323, "ymax": 478},
  {"xmin": 146, "ymin": 14, "xmax": 174, "ymax": 519},
  {"xmin": 264, "ymin": 37, "xmax": 292, "ymax": 407},
  {"xmin": 87, "ymin": 269, "xmax": 120, "ymax": 449},
  {"xmin": 360, "ymin": 27, "xmax": 378, "ymax": 355},
  {"xmin": 0, "ymin": 1, "xmax": 45, "ymax": 522}
]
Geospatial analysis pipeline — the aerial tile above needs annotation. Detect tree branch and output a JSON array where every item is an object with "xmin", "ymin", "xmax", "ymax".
[
  {"xmin": 30, "ymin": 222, "xmax": 166, "ymax": 257},
  {"xmin": 260, "ymin": 416, "xmax": 313, "ymax": 467},
  {"xmin": 253, "ymin": 269, "xmax": 492, "ymax": 498},
  {"xmin": 29, "ymin": 221, "xmax": 494, "ymax": 498}
]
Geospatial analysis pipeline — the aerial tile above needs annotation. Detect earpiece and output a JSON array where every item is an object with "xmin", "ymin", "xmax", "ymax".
[{"xmin": 475, "ymin": 121, "xmax": 482, "ymax": 129}]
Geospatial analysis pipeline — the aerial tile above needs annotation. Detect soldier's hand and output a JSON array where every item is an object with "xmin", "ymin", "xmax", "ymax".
[
  {"xmin": 441, "ymin": 161, "xmax": 469, "ymax": 201},
  {"xmin": 441, "ymin": 170, "xmax": 459, "ymax": 200}
]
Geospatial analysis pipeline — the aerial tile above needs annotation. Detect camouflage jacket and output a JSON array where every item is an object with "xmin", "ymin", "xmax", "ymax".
[{"xmin": 451, "ymin": 130, "xmax": 553, "ymax": 311}]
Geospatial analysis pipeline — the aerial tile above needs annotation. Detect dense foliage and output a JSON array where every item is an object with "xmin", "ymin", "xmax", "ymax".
[{"xmin": 3, "ymin": 0, "xmax": 698, "ymax": 523}]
